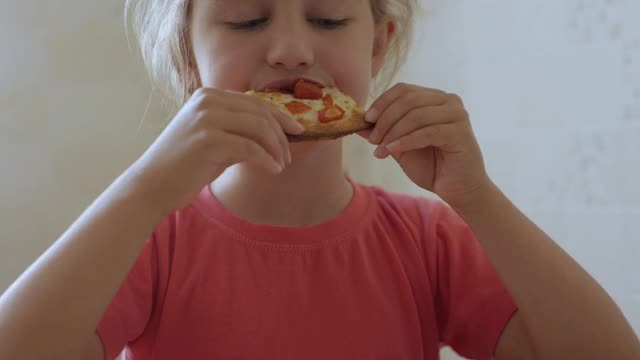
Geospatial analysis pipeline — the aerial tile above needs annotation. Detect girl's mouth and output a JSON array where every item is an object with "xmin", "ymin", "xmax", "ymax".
[{"xmin": 258, "ymin": 77, "xmax": 325, "ymax": 93}]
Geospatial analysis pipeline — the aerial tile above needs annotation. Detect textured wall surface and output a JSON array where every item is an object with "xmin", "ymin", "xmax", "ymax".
[{"xmin": 1, "ymin": 1, "xmax": 638, "ymax": 359}]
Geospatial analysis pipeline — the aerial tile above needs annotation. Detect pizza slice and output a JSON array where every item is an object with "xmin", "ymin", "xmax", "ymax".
[{"xmin": 245, "ymin": 79, "xmax": 372, "ymax": 142}]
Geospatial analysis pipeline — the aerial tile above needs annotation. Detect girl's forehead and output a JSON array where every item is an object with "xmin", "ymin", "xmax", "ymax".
[{"xmin": 201, "ymin": 0, "xmax": 365, "ymax": 11}]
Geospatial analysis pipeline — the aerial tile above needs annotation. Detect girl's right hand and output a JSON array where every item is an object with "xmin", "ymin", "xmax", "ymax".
[{"xmin": 124, "ymin": 87, "xmax": 304, "ymax": 216}]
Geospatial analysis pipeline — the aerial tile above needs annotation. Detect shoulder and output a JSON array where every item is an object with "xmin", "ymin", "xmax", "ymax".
[
  {"xmin": 357, "ymin": 182, "xmax": 476, "ymax": 253},
  {"xmin": 359, "ymin": 182, "xmax": 452, "ymax": 226},
  {"xmin": 355, "ymin": 182, "xmax": 467, "ymax": 248}
]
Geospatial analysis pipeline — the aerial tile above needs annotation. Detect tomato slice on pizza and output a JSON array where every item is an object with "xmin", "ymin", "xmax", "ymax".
[{"xmin": 245, "ymin": 80, "xmax": 372, "ymax": 141}]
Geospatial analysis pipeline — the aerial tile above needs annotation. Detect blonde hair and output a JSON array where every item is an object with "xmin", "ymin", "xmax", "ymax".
[{"xmin": 125, "ymin": 0, "xmax": 418, "ymax": 109}]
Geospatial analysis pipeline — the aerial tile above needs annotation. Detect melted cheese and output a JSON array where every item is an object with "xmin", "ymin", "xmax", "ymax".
[{"xmin": 247, "ymin": 87, "xmax": 360, "ymax": 125}]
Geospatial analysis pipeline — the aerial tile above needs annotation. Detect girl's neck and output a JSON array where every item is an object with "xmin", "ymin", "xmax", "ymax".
[{"xmin": 210, "ymin": 141, "xmax": 353, "ymax": 227}]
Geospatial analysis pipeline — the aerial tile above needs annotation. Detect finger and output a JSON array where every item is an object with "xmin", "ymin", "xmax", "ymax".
[
  {"xmin": 265, "ymin": 111, "xmax": 292, "ymax": 165},
  {"xmin": 365, "ymin": 83, "xmax": 446, "ymax": 124},
  {"xmin": 244, "ymin": 94, "xmax": 305, "ymax": 136},
  {"xmin": 195, "ymin": 86, "xmax": 224, "ymax": 96},
  {"xmin": 382, "ymin": 123, "xmax": 459, "ymax": 157},
  {"xmin": 248, "ymin": 113, "xmax": 288, "ymax": 168},
  {"xmin": 376, "ymin": 105, "xmax": 456, "ymax": 151},
  {"xmin": 225, "ymin": 96, "xmax": 293, "ymax": 165},
  {"xmin": 245, "ymin": 99, "xmax": 297, "ymax": 164},
  {"xmin": 369, "ymin": 91, "xmax": 448, "ymax": 145},
  {"xmin": 217, "ymin": 131, "xmax": 283, "ymax": 175},
  {"xmin": 218, "ymin": 113, "xmax": 286, "ymax": 168},
  {"xmin": 272, "ymin": 108, "xmax": 305, "ymax": 136},
  {"xmin": 365, "ymin": 83, "xmax": 414, "ymax": 125},
  {"xmin": 190, "ymin": 90, "xmax": 287, "ymax": 166}
]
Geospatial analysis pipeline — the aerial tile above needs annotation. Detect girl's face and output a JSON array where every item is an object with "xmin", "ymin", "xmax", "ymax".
[{"xmin": 190, "ymin": 0, "xmax": 392, "ymax": 106}]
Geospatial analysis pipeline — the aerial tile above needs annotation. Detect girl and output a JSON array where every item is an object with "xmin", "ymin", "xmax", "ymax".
[{"xmin": 1, "ymin": 0, "xmax": 638, "ymax": 359}]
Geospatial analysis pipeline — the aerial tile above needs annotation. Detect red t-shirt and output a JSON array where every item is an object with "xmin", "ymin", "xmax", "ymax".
[{"xmin": 97, "ymin": 178, "xmax": 517, "ymax": 360}]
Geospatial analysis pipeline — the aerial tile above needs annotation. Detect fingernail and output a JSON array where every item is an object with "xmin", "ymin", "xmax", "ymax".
[
  {"xmin": 287, "ymin": 149, "xmax": 292, "ymax": 164},
  {"xmin": 374, "ymin": 145, "xmax": 387, "ymax": 158},
  {"xmin": 365, "ymin": 108, "xmax": 378, "ymax": 123},
  {"xmin": 272, "ymin": 159, "xmax": 283, "ymax": 173},
  {"xmin": 294, "ymin": 121, "xmax": 305, "ymax": 132}
]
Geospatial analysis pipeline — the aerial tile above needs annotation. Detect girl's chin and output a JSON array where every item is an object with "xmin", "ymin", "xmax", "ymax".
[{"xmin": 289, "ymin": 138, "xmax": 341, "ymax": 156}]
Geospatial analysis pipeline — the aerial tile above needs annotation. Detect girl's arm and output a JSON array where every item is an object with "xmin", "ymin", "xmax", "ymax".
[
  {"xmin": 362, "ymin": 81, "xmax": 638, "ymax": 358},
  {"xmin": 452, "ymin": 180, "xmax": 640, "ymax": 360},
  {"xmin": 0, "ymin": 172, "xmax": 164, "ymax": 359},
  {"xmin": 0, "ymin": 88, "xmax": 304, "ymax": 360}
]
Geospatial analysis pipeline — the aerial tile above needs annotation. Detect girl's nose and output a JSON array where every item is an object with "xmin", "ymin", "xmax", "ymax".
[{"xmin": 266, "ymin": 21, "xmax": 315, "ymax": 70}]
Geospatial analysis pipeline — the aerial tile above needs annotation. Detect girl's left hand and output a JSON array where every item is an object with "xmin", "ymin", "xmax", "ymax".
[{"xmin": 358, "ymin": 83, "xmax": 492, "ymax": 208}]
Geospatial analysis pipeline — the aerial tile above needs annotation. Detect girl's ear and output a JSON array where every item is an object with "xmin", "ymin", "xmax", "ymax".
[{"xmin": 371, "ymin": 19, "xmax": 396, "ymax": 77}]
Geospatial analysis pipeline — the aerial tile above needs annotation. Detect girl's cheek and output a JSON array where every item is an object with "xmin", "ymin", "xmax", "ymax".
[
  {"xmin": 334, "ymin": 63, "xmax": 372, "ymax": 105},
  {"xmin": 199, "ymin": 44, "xmax": 257, "ymax": 90},
  {"xmin": 331, "ymin": 37, "xmax": 376, "ymax": 104}
]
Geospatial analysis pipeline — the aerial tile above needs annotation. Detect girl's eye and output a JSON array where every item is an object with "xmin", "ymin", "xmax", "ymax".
[
  {"xmin": 224, "ymin": 18, "xmax": 349, "ymax": 31},
  {"xmin": 308, "ymin": 18, "xmax": 350, "ymax": 29},
  {"xmin": 225, "ymin": 18, "xmax": 269, "ymax": 30}
]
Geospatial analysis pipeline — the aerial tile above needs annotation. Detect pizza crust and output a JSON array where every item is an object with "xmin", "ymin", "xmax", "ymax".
[
  {"xmin": 287, "ymin": 112, "xmax": 372, "ymax": 142},
  {"xmin": 246, "ymin": 87, "xmax": 373, "ymax": 142}
]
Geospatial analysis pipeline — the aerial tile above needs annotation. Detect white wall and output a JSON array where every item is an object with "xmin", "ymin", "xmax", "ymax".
[
  {"xmin": 1, "ymin": 1, "xmax": 638, "ymax": 359},
  {"xmin": 0, "ymin": 0, "xmax": 161, "ymax": 285}
]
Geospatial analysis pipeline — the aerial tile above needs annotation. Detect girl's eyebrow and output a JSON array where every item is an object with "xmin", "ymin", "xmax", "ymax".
[
  {"xmin": 205, "ymin": 0, "xmax": 265, "ymax": 16},
  {"xmin": 209, "ymin": 0, "xmax": 265, "ymax": 7},
  {"xmin": 305, "ymin": 0, "xmax": 362, "ymax": 12},
  {"xmin": 208, "ymin": 0, "xmax": 361, "ymax": 11}
]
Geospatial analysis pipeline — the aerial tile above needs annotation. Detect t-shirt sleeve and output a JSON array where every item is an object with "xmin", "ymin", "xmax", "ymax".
[
  {"xmin": 424, "ymin": 200, "xmax": 518, "ymax": 359},
  {"xmin": 95, "ymin": 232, "xmax": 157, "ymax": 360}
]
